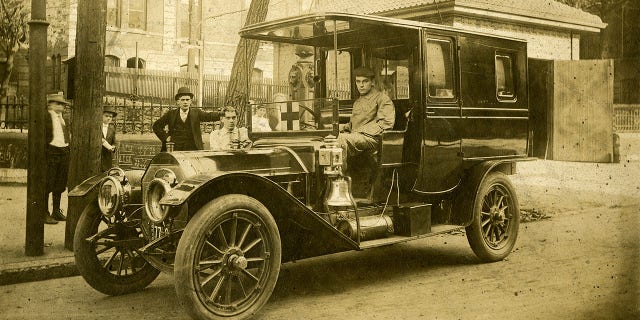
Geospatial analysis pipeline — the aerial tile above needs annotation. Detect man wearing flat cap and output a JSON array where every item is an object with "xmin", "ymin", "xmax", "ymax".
[
  {"xmin": 44, "ymin": 92, "xmax": 71, "ymax": 224},
  {"xmin": 152, "ymin": 86, "xmax": 221, "ymax": 151},
  {"xmin": 101, "ymin": 106, "xmax": 118, "ymax": 171}
]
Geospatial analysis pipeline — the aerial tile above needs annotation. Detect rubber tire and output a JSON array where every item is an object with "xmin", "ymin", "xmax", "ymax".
[
  {"xmin": 465, "ymin": 172, "xmax": 520, "ymax": 262},
  {"xmin": 74, "ymin": 203, "xmax": 160, "ymax": 295},
  {"xmin": 174, "ymin": 194, "xmax": 281, "ymax": 320}
]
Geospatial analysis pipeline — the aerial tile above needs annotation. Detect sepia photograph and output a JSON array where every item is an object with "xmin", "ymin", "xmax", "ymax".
[{"xmin": 0, "ymin": 0, "xmax": 638, "ymax": 319}]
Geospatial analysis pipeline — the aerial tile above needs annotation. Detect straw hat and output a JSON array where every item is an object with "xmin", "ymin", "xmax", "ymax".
[{"xmin": 46, "ymin": 92, "xmax": 70, "ymax": 105}]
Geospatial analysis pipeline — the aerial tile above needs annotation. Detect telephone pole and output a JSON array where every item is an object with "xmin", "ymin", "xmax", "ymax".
[
  {"xmin": 25, "ymin": 0, "xmax": 49, "ymax": 256},
  {"xmin": 187, "ymin": 0, "xmax": 201, "ymax": 73},
  {"xmin": 65, "ymin": 0, "xmax": 107, "ymax": 249}
]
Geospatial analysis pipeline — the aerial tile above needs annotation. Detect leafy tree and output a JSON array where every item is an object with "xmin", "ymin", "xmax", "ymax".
[
  {"xmin": 558, "ymin": 0, "xmax": 637, "ymax": 58},
  {"xmin": 557, "ymin": 0, "xmax": 629, "ymax": 16},
  {"xmin": 0, "ymin": 0, "xmax": 28, "ymax": 97},
  {"xmin": 224, "ymin": 0, "xmax": 269, "ymax": 126}
]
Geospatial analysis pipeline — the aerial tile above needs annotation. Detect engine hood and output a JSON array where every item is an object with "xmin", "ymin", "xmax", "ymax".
[
  {"xmin": 147, "ymin": 146, "xmax": 312, "ymax": 179},
  {"xmin": 141, "ymin": 146, "xmax": 317, "ymax": 198}
]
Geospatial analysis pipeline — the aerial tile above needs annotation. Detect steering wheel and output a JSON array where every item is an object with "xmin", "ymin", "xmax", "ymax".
[{"xmin": 298, "ymin": 104, "xmax": 324, "ymax": 130}]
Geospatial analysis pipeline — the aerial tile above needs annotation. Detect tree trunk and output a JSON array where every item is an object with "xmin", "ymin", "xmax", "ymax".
[
  {"xmin": 224, "ymin": 0, "xmax": 269, "ymax": 126},
  {"xmin": 0, "ymin": 46, "xmax": 16, "ymax": 96},
  {"xmin": 65, "ymin": 0, "xmax": 106, "ymax": 250}
]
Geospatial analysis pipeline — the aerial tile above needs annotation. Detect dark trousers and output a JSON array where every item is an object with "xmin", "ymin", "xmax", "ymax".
[{"xmin": 46, "ymin": 145, "xmax": 70, "ymax": 212}]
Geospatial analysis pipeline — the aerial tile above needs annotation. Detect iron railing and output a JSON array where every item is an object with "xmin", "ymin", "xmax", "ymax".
[{"xmin": 613, "ymin": 104, "xmax": 640, "ymax": 133}]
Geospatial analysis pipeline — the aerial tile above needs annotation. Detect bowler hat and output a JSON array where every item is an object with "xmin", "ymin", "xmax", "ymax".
[
  {"xmin": 47, "ymin": 92, "xmax": 70, "ymax": 105},
  {"xmin": 174, "ymin": 87, "xmax": 194, "ymax": 100},
  {"xmin": 103, "ymin": 105, "xmax": 117, "ymax": 117}
]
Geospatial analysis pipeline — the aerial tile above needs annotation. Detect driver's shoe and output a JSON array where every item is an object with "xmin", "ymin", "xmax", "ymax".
[
  {"xmin": 52, "ymin": 209, "xmax": 66, "ymax": 221},
  {"xmin": 44, "ymin": 214, "xmax": 59, "ymax": 225}
]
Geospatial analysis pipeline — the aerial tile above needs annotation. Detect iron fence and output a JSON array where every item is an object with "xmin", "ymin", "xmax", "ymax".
[
  {"xmin": 613, "ymin": 104, "xmax": 640, "ymax": 133},
  {"xmin": 0, "ymin": 96, "xmax": 29, "ymax": 132},
  {"xmin": 105, "ymin": 67, "xmax": 291, "ymax": 106}
]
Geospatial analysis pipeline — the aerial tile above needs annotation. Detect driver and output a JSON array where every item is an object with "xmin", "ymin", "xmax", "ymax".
[{"xmin": 337, "ymin": 67, "xmax": 395, "ymax": 173}]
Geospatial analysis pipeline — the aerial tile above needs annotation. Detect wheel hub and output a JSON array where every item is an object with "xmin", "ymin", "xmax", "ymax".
[
  {"xmin": 490, "ymin": 206, "xmax": 505, "ymax": 224},
  {"xmin": 229, "ymin": 254, "xmax": 248, "ymax": 270},
  {"xmin": 222, "ymin": 248, "xmax": 248, "ymax": 271}
]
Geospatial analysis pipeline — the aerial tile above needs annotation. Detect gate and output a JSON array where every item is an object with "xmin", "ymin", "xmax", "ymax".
[{"xmin": 529, "ymin": 59, "xmax": 614, "ymax": 162}]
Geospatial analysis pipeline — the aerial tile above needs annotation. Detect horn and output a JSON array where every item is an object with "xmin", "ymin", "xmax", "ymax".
[{"xmin": 325, "ymin": 176, "xmax": 355, "ymax": 207}]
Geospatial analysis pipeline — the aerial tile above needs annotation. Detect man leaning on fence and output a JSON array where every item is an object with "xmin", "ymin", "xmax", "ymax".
[{"xmin": 152, "ymin": 87, "xmax": 222, "ymax": 151}]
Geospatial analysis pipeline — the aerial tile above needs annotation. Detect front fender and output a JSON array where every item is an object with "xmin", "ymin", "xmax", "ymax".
[
  {"xmin": 68, "ymin": 173, "xmax": 107, "ymax": 198},
  {"xmin": 69, "ymin": 169, "xmax": 145, "ymax": 200},
  {"xmin": 161, "ymin": 172, "xmax": 358, "ymax": 262}
]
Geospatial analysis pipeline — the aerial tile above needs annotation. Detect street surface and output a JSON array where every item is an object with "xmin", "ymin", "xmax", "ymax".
[
  {"xmin": 1, "ymin": 205, "xmax": 638, "ymax": 319},
  {"xmin": 1, "ymin": 160, "xmax": 639, "ymax": 319}
]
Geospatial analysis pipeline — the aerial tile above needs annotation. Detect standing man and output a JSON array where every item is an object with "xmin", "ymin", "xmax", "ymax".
[
  {"xmin": 45, "ymin": 93, "xmax": 71, "ymax": 224},
  {"xmin": 337, "ymin": 67, "xmax": 395, "ymax": 173},
  {"xmin": 209, "ymin": 106, "xmax": 251, "ymax": 151},
  {"xmin": 101, "ymin": 106, "xmax": 117, "ymax": 171},
  {"xmin": 152, "ymin": 87, "xmax": 221, "ymax": 151}
]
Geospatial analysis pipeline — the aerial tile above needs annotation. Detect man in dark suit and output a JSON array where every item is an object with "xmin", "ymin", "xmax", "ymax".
[
  {"xmin": 45, "ymin": 93, "xmax": 71, "ymax": 224},
  {"xmin": 101, "ymin": 105, "xmax": 117, "ymax": 171},
  {"xmin": 152, "ymin": 87, "xmax": 221, "ymax": 151}
]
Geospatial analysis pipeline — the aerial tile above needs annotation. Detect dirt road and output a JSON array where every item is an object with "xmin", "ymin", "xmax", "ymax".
[{"xmin": 1, "ymin": 160, "xmax": 639, "ymax": 319}]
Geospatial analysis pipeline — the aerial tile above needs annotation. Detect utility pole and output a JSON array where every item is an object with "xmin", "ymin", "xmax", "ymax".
[
  {"xmin": 65, "ymin": 0, "xmax": 107, "ymax": 250},
  {"xmin": 25, "ymin": 0, "xmax": 49, "ymax": 256},
  {"xmin": 187, "ymin": 0, "xmax": 201, "ymax": 73}
]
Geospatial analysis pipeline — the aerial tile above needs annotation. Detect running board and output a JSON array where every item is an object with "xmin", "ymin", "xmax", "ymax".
[{"xmin": 358, "ymin": 224, "xmax": 464, "ymax": 250}]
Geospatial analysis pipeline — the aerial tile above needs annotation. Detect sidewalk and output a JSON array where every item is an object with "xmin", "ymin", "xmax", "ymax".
[
  {"xmin": 1, "ymin": 134, "xmax": 638, "ymax": 286},
  {"xmin": 0, "ymin": 185, "xmax": 76, "ymax": 285}
]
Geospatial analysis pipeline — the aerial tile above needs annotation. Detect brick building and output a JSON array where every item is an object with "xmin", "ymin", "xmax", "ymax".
[{"xmin": 2, "ymin": 0, "xmax": 604, "ymax": 98}]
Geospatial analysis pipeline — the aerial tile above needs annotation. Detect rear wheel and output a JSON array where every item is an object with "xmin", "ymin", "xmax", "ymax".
[
  {"xmin": 465, "ymin": 172, "xmax": 520, "ymax": 262},
  {"xmin": 74, "ymin": 203, "xmax": 160, "ymax": 295},
  {"xmin": 175, "ymin": 194, "xmax": 281, "ymax": 320}
]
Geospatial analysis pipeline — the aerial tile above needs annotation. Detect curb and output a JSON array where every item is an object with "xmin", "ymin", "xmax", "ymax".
[{"xmin": 0, "ymin": 256, "xmax": 78, "ymax": 286}]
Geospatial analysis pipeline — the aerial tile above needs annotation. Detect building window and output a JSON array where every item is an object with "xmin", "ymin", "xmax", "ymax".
[
  {"xmin": 127, "ymin": 57, "xmax": 145, "ymax": 69},
  {"xmin": 495, "ymin": 54, "xmax": 515, "ymax": 100},
  {"xmin": 105, "ymin": 55, "xmax": 120, "ymax": 67},
  {"xmin": 106, "ymin": 0, "xmax": 121, "ymax": 28},
  {"xmin": 128, "ymin": 0, "xmax": 147, "ymax": 30}
]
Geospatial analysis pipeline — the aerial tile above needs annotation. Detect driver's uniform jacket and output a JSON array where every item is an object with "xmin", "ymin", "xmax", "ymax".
[{"xmin": 343, "ymin": 88, "xmax": 395, "ymax": 137}]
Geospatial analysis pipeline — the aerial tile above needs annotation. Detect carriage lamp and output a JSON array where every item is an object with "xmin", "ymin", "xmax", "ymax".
[
  {"xmin": 319, "ymin": 135, "xmax": 343, "ymax": 176},
  {"xmin": 98, "ymin": 174, "xmax": 131, "ymax": 217},
  {"xmin": 145, "ymin": 169, "xmax": 178, "ymax": 223}
]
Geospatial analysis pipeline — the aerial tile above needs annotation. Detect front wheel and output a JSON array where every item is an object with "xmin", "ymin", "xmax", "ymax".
[
  {"xmin": 465, "ymin": 172, "xmax": 520, "ymax": 262},
  {"xmin": 174, "ymin": 194, "xmax": 281, "ymax": 320},
  {"xmin": 74, "ymin": 203, "xmax": 160, "ymax": 295}
]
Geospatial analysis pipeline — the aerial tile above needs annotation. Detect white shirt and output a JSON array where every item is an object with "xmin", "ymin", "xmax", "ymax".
[
  {"xmin": 252, "ymin": 116, "xmax": 271, "ymax": 132},
  {"xmin": 180, "ymin": 110, "xmax": 189, "ymax": 122},
  {"xmin": 102, "ymin": 124, "xmax": 109, "ymax": 138},
  {"xmin": 48, "ymin": 110, "xmax": 68, "ymax": 147},
  {"xmin": 209, "ymin": 127, "xmax": 249, "ymax": 151},
  {"xmin": 102, "ymin": 124, "xmax": 114, "ymax": 150}
]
